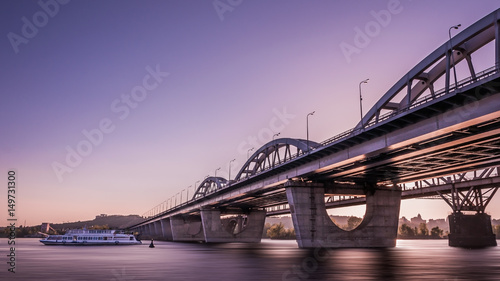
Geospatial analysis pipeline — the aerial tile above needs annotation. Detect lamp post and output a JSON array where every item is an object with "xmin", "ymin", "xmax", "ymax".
[
  {"xmin": 273, "ymin": 132, "xmax": 280, "ymax": 141},
  {"xmin": 228, "ymin": 159, "xmax": 236, "ymax": 181},
  {"xmin": 359, "ymin": 79, "xmax": 369, "ymax": 128},
  {"xmin": 306, "ymin": 111, "xmax": 315, "ymax": 153},
  {"xmin": 449, "ymin": 24, "xmax": 461, "ymax": 90},
  {"xmin": 180, "ymin": 189, "xmax": 186, "ymax": 204},
  {"xmin": 272, "ymin": 132, "xmax": 280, "ymax": 168},
  {"xmin": 186, "ymin": 185, "xmax": 192, "ymax": 203},
  {"xmin": 193, "ymin": 181, "xmax": 199, "ymax": 200},
  {"xmin": 247, "ymin": 147, "xmax": 254, "ymax": 159},
  {"xmin": 215, "ymin": 167, "xmax": 221, "ymax": 178}
]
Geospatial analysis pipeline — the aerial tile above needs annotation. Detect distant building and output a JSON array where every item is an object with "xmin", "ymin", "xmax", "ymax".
[
  {"xmin": 410, "ymin": 214, "xmax": 426, "ymax": 226},
  {"xmin": 95, "ymin": 214, "xmax": 108, "ymax": 219},
  {"xmin": 399, "ymin": 216, "xmax": 411, "ymax": 226},
  {"xmin": 428, "ymin": 218, "xmax": 449, "ymax": 232}
]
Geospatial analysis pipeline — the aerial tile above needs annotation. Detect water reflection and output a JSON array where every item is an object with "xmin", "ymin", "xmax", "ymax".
[{"xmin": 3, "ymin": 239, "xmax": 500, "ymax": 280}]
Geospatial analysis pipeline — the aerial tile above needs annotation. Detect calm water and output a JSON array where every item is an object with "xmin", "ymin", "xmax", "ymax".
[{"xmin": 2, "ymin": 238, "xmax": 500, "ymax": 280}]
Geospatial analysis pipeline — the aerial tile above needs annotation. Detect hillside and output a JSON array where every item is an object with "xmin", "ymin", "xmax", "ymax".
[{"xmin": 49, "ymin": 215, "xmax": 145, "ymax": 231}]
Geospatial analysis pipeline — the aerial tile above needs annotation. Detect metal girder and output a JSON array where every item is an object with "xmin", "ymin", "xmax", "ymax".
[
  {"xmin": 234, "ymin": 138, "xmax": 320, "ymax": 181},
  {"xmin": 437, "ymin": 186, "xmax": 499, "ymax": 213}
]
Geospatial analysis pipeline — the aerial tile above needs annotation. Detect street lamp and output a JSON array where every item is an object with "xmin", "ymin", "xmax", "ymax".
[
  {"xmin": 215, "ymin": 167, "xmax": 221, "ymax": 178},
  {"xmin": 247, "ymin": 147, "xmax": 254, "ymax": 159},
  {"xmin": 186, "ymin": 186, "xmax": 192, "ymax": 203},
  {"xmin": 359, "ymin": 79, "xmax": 369, "ymax": 128},
  {"xmin": 180, "ymin": 189, "xmax": 186, "ymax": 204},
  {"xmin": 228, "ymin": 159, "xmax": 236, "ymax": 181},
  {"xmin": 193, "ymin": 181, "xmax": 200, "ymax": 200},
  {"xmin": 306, "ymin": 111, "xmax": 315, "ymax": 153},
  {"xmin": 273, "ymin": 132, "xmax": 280, "ymax": 140},
  {"xmin": 449, "ymin": 24, "xmax": 461, "ymax": 90},
  {"xmin": 272, "ymin": 132, "xmax": 280, "ymax": 168}
]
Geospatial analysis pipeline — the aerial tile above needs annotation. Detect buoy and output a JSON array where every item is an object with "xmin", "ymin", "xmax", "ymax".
[{"xmin": 149, "ymin": 239, "xmax": 155, "ymax": 248}]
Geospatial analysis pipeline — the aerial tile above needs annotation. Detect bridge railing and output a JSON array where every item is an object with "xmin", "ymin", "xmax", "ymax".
[{"xmin": 142, "ymin": 65, "xmax": 500, "ymax": 219}]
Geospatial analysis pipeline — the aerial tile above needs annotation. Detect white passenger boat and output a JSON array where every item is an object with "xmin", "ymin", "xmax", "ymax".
[{"xmin": 40, "ymin": 229, "xmax": 141, "ymax": 245}]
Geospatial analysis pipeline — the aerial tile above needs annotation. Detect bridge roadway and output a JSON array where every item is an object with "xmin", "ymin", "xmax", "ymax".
[{"xmin": 130, "ymin": 9, "xmax": 500, "ymax": 248}]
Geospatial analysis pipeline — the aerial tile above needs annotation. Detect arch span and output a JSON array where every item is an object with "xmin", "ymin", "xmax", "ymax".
[
  {"xmin": 192, "ymin": 177, "xmax": 228, "ymax": 200},
  {"xmin": 234, "ymin": 138, "xmax": 320, "ymax": 181},
  {"xmin": 357, "ymin": 9, "xmax": 500, "ymax": 130}
]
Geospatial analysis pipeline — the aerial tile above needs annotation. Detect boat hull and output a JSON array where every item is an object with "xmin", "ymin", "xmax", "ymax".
[
  {"xmin": 40, "ymin": 240, "xmax": 141, "ymax": 246},
  {"xmin": 39, "ymin": 229, "xmax": 142, "ymax": 246}
]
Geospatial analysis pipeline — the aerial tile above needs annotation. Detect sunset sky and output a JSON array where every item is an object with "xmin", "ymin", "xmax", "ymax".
[{"xmin": 1, "ymin": 0, "xmax": 500, "ymax": 226}]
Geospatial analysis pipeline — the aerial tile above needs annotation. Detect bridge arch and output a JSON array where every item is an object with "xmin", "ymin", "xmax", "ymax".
[
  {"xmin": 192, "ymin": 177, "xmax": 228, "ymax": 200},
  {"xmin": 234, "ymin": 138, "xmax": 320, "ymax": 181},
  {"xmin": 357, "ymin": 9, "xmax": 500, "ymax": 130}
]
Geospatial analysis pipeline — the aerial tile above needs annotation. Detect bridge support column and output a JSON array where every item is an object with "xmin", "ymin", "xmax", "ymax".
[
  {"xmin": 438, "ymin": 185, "xmax": 498, "ymax": 247},
  {"xmin": 285, "ymin": 181, "xmax": 401, "ymax": 248},
  {"xmin": 170, "ymin": 215, "xmax": 204, "ymax": 242},
  {"xmin": 153, "ymin": 221, "xmax": 162, "ymax": 238},
  {"xmin": 160, "ymin": 218, "xmax": 173, "ymax": 240},
  {"xmin": 139, "ymin": 225, "xmax": 147, "ymax": 235},
  {"xmin": 448, "ymin": 212, "xmax": 497, "ymax": 247},
  {"xmin": 200, "ymin": 208, "xmax": 266, "ymax": 243},
  {"xmin": 148, "ymin": 224, "xmax": 155, "ymax": 237}
]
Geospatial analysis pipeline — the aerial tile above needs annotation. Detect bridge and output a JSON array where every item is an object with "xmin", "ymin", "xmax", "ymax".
[{"xmin": 130, "ymin": 9, "xmax": 500, "ymax": 248}]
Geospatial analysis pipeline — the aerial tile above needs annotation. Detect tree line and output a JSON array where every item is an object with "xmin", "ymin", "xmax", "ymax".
[{"xmin": 398, "ymin": 223, "xmax": 444, "ymax": 238}]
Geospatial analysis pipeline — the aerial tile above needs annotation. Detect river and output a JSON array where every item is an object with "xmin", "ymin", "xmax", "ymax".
[{"xmin": 1, "ymin": 238, "xmax": 499, "ymax": 280}]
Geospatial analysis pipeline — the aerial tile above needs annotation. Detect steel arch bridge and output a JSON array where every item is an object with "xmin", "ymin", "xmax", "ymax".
[
  {"xmin": 134, "ymin": 8, "xmax": 500, "ymax": 249},
  {"xmin": 142, "ymin": 8, "xmax": 500, "ymax": 218}
]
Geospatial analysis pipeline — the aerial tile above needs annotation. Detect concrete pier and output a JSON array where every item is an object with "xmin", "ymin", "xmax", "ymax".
[
  {"xmin": 285, "ymin": 181, "xmax": 401, "ymax": 248},
  {"xmin": 160, "ymin": 218, "xmax": 173, "ymax": 240},
  {"xmin": 170, "ymin": 215, "xmax": 204, "ymax": 242},
  {"xmin": 153, "ymin": 221, "xmax": 162, "ymax": 238},
  {"xmin": 448, "ymin": 212, "xmax": 497, "ymax": 247},
  {"xmin": 200, "ymin": 208, "xmax": 266, "ymax": 243}
]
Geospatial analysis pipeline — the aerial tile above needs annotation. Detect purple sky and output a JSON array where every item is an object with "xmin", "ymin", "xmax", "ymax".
[{"xmin": 1, "ymin": 0, "xmax": 500, "ymax": 226}]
